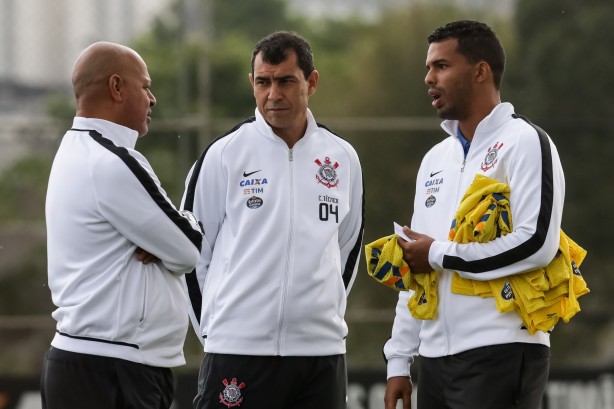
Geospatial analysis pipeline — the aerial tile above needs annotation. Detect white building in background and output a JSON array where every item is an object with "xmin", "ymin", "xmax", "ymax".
[
  {"xmin": 288, "ymin": 0, "xmax": 516, "ymax": 22},
  {"xmin": 0, "ymin": 0, "xmax": 516, "ymax": 91},
  {"xmin": 0, "ymin": 0, "xmax": 171, "ymax": 89},
  {"xmin": 0, "ymin": 0, "xmax": 171, "ymax": 173}
]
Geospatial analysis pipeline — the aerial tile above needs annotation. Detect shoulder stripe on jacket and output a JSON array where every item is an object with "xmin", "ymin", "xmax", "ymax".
[
  {"xmin": 316, "ymin": 121, "xmax": 365, "ymax": 288},
  {"xmin": 442, "ymin": 114, "xmax": 554, "ymax": 273},
  {"xmin": 181, "ymin": 117, "xmax": 255, "ymax": 324},
  {"xmin": 87, "ymin": 130, "xmax": 203, "ymax": 250},
  {"xmin": 343, "ymin": 176, "xmax": 365, "ymax": 288}
]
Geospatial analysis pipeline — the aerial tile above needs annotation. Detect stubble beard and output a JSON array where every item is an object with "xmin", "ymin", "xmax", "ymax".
[{"xmin": 436, "ymin": 89, "xmax": 472, "ymax": 121}]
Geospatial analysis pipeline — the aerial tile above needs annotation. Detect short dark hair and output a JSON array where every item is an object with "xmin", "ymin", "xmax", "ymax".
[
  {"xmin": 251, "ymin": 31, "xmax": 314, "ymax": 80},
  {"xmin": 428, "ymin": 20, "xmax": 506, "ymax": 90}
]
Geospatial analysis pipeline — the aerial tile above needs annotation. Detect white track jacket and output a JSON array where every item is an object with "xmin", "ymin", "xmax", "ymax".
[
  {"xmin": 385, "ymin": 103, "xmax": 566, "ymax": 378},
  {"xmin": 182, "ymin": 108, "xmax": 365, "ymax": 356},
  {"xmin": 46, "ymin": 117, "xmax": 203, "ymax": 368}
]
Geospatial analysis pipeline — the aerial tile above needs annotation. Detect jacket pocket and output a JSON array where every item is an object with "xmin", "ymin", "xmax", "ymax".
[{"xmin": 138, "ymin": 267, "xmax": 150, "ymax": 324}]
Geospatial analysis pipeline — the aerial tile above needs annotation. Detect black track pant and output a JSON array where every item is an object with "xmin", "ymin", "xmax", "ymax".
[
  {"xmin": 41, "ymin": 346, "xmax": 174, "ymax": 409},
  {"xmin": 194, "ymin": 353, "xmax": 347, "ymax": 409},
  {"xmin": 417, "ymin": 343, "xmax": 550, "ymax": 409}
]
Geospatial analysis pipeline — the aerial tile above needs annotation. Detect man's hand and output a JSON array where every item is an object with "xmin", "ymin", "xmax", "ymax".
[
  {"xmin": 135, "ymin": 247, "xmax": 160, "ymax": 264},
  {"xmin": 385, "ymin": 376, "xmax": 412, "ymax": 409},
  {"xmin": 397, "ymin": 226, "xmax": 435, "ymax": 274}
]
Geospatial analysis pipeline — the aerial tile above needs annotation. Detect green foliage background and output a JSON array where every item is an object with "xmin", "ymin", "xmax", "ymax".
[{"xmin": 1, "ymin": 0, "xmax": 613, "ymax": 375}]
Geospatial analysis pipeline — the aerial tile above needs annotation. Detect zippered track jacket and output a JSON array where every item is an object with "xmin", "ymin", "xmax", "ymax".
[
  {"xmin": 182, "ymin": 108, "xmax": 365, "ymax": 356},
  {"xmin": 384, "ymin": 103, "xmax": 565, "ymax": 378},
  {"xmin": 46, "ymin": 117, "xmax": 203, "ymax": 367}
]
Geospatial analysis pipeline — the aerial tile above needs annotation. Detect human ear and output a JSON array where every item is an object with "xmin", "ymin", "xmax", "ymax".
[
  {"xmin": 108, "ymin": 74, "xmax": 123, "ymax": 101},
  {"xmin": 307, "ymin": 70, "xmax": 319, "ymax": 96},
  {"xmin": 475, "ymin": 62, "xmax": 491, "ymax": 84}
]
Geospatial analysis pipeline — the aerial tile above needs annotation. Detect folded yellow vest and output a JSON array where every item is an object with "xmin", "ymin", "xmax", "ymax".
[
  {"xmin": 365, "ymin": 234, "xmax": 438, "ymax": 319},
  {"xmin": 366, "ymin": 174, "xmax": 589, "ymax": 333}
]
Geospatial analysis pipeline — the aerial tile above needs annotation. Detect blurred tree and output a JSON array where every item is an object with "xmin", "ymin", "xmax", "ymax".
[
  {"xmin": 214, "ymin": 0, "xmax": 291, "ymax": 40},
  {"xmin": 19, "ymin": 0, "xmax": 609, "ymax": 374},
  {"xmin": 134, "ymin": 0, "xmax": 300, "ymax": 121},
  {"xmin": 0, "ymin": 157, "xmax": 51, "ymax": 222},
  {"xmin": 507, "ymin": 0, "xmax": 614, "ymax": 367},
  {"xmin": 0, "ymin": 243, "xmax": 52, "ymax": 314},
  {"xmin": 511, "ymin": 0, "xmax": 614, "ymax": 119}
]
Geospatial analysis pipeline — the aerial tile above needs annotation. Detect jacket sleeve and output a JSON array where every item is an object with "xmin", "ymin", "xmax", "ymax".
[
  {"xmin": 384, "ymin": 289, "xmax": 422, "ymax": 379},
  {"xmin": 428, "ymin": 123, "xmax": 565, "ymax": 281},
  {"xmin": 384, "ymin": 193, "xmax": 425, "ymax": 379},
  {"xmin": 338, "ymin": 147, "xmax": 365, "ymax": 295},
  {"xmin": 180, "ymin": 141, "xmax": 226, "ymax": 345},
  {"xmin": 181, "ymin": 153, "xmax": 225, "ymax": 286},
  {"xmin": 94, "ymin": 150, "xmax": 203, "ymax": 276}
]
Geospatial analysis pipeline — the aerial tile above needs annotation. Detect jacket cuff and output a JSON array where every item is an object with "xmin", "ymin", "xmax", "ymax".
[
  {"xmin": 387, "ymin": 356, "xmax": 411, "ymax": 379},
  {"xmin": 428, "ymin": 240, "xmax": 448, "ymax": 271}
]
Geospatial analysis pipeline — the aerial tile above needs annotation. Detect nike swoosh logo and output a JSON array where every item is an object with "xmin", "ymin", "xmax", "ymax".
[
  {"xmin": 430, "ymin": 170, "xmax": 443, "ymax": 177},
  {"xmin": 243, "ymin": 170, "xmax": 261, "ymax": 177}
]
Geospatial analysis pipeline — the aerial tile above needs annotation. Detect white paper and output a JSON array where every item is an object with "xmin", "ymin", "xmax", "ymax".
[{"xmin": 394, "ymin": 222, "xmax": 414, "ymax": 242}]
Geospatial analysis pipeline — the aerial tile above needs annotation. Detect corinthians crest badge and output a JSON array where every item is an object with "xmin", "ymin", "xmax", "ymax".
[
  {"xmin": 219, "ymin": 378, "xmax": 246, "ymax": 408},
  {"xmin": 480, "ymin": 142, "xmax": 504, "ymax": 172},
  {"xmin": 314, "ymin": 157, "xmax": 340, "ymax": 188}
]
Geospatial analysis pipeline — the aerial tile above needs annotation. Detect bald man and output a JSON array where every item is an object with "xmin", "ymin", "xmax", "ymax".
[{"xmin": 41, "ymin": 42, "xmax": 204, "ymax": 409}]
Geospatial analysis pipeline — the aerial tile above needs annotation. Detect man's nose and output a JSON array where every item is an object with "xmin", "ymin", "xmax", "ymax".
[
  {"xmin": 268, "ymin": 83, "xmax": 282, "ymax": 100},
  {"xmin": 424, "ymin": 68, "xmax": 436, "ymax": 86},
  {"xmin": 149, "ymin": 90, "xmax": 157, "ymax": 106}
]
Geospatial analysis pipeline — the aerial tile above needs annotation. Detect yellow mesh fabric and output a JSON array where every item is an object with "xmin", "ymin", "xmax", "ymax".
[{"xmin": 366, "ymin": 174, "xmax": 589, "ymax": 332}]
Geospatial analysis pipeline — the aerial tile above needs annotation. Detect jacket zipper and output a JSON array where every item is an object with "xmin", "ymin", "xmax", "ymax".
[
  {"xmin": 444, "ymin": 139, "xmax": 470, "ymax": 353},
  {"xmin": 276, "ymin": 147, "xmax": 294, "ymax": 355}
]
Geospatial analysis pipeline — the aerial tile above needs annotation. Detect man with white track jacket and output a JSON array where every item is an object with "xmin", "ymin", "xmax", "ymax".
[
  {"xmin": 182, "ymin": 31, "xmax": 364, "ymax": 409},
  {"xmin": 384, "ymin": 21, "xmax": 566, "ymax": 409},
  {"xmin": 43, "ymin": 42, "xmax": 203, "ymax": 409}
]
